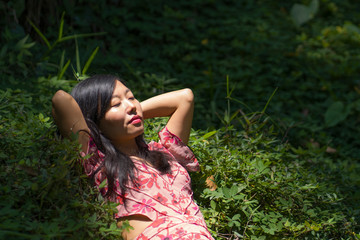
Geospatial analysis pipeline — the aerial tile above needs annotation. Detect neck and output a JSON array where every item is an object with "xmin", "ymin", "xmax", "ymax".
[{"xmin": 113, "ymin": 138, "xmax": 140, "ymax": 156}]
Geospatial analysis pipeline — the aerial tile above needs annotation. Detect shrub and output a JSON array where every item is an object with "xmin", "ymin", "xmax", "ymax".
[
  {"xmin": 1, "ymin": 1, "xmax": 360, "ymax": 239},
  {"xmin": 0, "ymin": 89, "xmax": 124, "ymax": 239}
]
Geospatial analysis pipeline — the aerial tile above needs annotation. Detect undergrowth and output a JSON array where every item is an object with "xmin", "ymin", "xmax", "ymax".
[{"xmin": 1, "ymin": 0, "xmax": 360, "ymax": 239}]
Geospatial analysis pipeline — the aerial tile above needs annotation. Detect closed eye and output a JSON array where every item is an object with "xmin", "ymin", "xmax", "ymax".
[{"xmin": 112, "ymin": 103, "xmax": 121, "ymax": 107}]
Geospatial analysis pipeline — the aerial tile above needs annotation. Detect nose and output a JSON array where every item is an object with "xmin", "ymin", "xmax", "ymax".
[{"xmin": 124, "ymin": 99, "xmax": 136, "ymax": 114}]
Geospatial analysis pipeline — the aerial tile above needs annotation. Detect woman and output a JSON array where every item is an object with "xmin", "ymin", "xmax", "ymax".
[{"xmin": 52, "ymin": 75, "xmax": 213, "ymax": 240}]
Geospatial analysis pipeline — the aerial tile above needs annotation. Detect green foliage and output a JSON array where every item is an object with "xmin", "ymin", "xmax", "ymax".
[
  {"xmin": 0, "ymin": 89, "xmax": 127, "ymax": 239},
  {"xmin": 28, "ymin": 12, "xmax": 105, "ymax": 61},
  {"xmin": 190, "ymin": 126, "xmax": 354, "ymax": 239},
  {"xmin": 1, "ymin": 0, "xmax": 360, "ymax": 239},
  {"xmin": 291, "ymin": 0, "xmax": 319, "ymax": 27},
  {"xmin": 186, "ymin": 89, "xmax": 359, "ymax": 239},
  {"xmin": 324, "ymin": 101, "xmax": 351, "ymax": 127},
  {"xmin": 0, "ymin": 32, "xmax": 36, "ymax": 85},
  {"xmin": 297, "ymin": 22, "xmax": 360, "ymax": 66}
]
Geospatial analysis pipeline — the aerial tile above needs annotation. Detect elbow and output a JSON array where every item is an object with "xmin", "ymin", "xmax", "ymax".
[
  {"xmin": 52, "ymin": 90, "xmax": 67, "ymax": 120},
  {"xmin": 52, "ymin": 90, "xmax": 72, "ymax": 108},
  {"xmin": 52, "ymin": 90, "xmax": 66, "ymax": 106},
  {"xmin": 181, "ymin": 88, "xmax": 194, "ymax": 104}
]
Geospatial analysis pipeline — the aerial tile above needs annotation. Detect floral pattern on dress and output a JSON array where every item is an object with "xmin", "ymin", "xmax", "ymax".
[
  {"xmin": 158, "ymin": 127, "xmax": 200, "ymax": 172},
  {"xmin": 81, "ymin": 128, "xmax": 213, "ymax": 240}
]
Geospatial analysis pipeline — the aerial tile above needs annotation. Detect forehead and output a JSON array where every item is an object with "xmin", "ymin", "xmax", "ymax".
[{"xmin": 113, "ymin": 80, "xmax": 130, "ymax": 95}]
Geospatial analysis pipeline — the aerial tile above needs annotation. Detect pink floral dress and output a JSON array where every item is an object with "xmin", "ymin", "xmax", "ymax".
[{"xmin": 82, "ymin": 127, "xmax": 214, "ymax": 240}]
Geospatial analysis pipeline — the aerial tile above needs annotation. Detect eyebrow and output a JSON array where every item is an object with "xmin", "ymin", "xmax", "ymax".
[{"xmin": 112, "ymin": 89, "xmax": 131, "ymax": 99}]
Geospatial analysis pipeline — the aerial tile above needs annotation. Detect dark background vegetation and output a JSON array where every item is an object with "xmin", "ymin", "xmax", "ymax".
[{"xmin": 1, "ymin": 0, "xmax": 359, "ymax": 239}]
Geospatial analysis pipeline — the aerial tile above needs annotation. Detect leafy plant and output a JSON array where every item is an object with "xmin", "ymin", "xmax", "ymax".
[
  {"xmin": 1, "ymin": 1, "xmax": 360, "ymax": 239},
  {"xmin": 0, "ymin": 88, "xmax": 126, "ymax": 239},
  {"xmin": 291, "ymin": 0, "xmax": 319, "ymax": 27},
  {"xmin": 189, "ymin": 98, "xmax": 358, "ymax": 239},
  {"xmin": 0, "ymin": 33, "xmax": 36, "ymax": 86},
  {"xmin": 28, "ymin": 12, "xmax": 105, "ymax": 61}
]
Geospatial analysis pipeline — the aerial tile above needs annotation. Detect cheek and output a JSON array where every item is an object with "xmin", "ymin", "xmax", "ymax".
[
  {"xmin": 105, "ymin": 108, "xmax": 126, "ymax": 123},
  {"xmin": 100, "ymin": 109, "xmax": 126, "ymax": 134}
]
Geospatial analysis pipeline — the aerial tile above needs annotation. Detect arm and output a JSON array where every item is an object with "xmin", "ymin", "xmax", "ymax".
[
  {"xmin": 141, "ymin": 88, "xmax": 194, "ymax": 144},
  {"xmin": 52, "ymin": 90, "xmax": 90, "ymax": 152}
]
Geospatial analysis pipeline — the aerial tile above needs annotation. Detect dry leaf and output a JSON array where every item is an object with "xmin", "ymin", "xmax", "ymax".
[
  {"xmin": 326, "ymin": 146, "xmax": 337, "ymax": 153},
  {"xmin": 205, "ymin": 175, "xmax": 217, "ymax": 191},
  {"xmin": 310, "ymin": 138, "xmax": 320, "ymax": 148}
]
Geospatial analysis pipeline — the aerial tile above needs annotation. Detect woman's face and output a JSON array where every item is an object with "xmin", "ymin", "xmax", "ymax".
[{"xmin": 99, "ymin": 80, "xmax": 144, "ymax": 145}]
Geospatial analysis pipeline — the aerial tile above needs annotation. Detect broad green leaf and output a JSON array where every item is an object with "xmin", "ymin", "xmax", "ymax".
[
  {"xmin": 324, "ymin": 101, "xmax": 350, "ymax": 127},
  {"xmin": 210, "ymin": 200, "xmax": 216, "ymax": 210},
  {"xmin": 255, "ymin": 159, "xmax": 270, "ymax": 174},
  {"xmin": 232, "ymin": 214, "xmax": 241, "ymax": 220},
  {"xmin": 309, "ymin": 0, "xmax": 319, "ymax": 15},
  {"xmin": 290, "ymin": 0, "xmax": 319, "ymax": 27},
  {"xmin": 201, "ymin": 130, "xmax": 217, "ymax": 140},
  {"xmin": 230, "ymin": 185, "xmax": 238, "ymax": 196},
  {"xmin": 344, "ymin": 22, "xmax": 360, "ymax": 34},
  {"xmin": 291, "ymin": 4, "xmax": 310, "ymax": 27},
  {"xmin": 99, "ymin": 179, "xmax": 107, "ymax": 189},
  {"xmin": 223, "ymin": 187, "xmax": 231, "ymax": 199}
]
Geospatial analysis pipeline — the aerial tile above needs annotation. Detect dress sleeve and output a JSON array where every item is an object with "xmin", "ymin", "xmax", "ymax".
[
  {"xmin": 157, "ymin": 127, "xmax": 200, "ymax": 172},
  {"xmin": 80, "ymin": 138, "xmax": 101, "ymax": 175},
  {"xmin": 80, "ymin": 138, "xmax": 107, "ymax": 194}
]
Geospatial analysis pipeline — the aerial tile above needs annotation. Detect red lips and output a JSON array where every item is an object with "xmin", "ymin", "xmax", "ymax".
[{"xmin": 129, "ymin": 115, "xmax": 142, "ymax": 124}]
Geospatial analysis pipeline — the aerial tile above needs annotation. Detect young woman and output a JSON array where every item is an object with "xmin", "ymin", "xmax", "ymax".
[{"xmin": 52, "ymin": 75, "xmax": 214, "ymax": 240}]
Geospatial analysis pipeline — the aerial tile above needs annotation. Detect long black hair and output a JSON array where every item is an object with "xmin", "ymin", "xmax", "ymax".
[{"xmin": 71, "ymin": 74, "xmax": 171, "ymax": 198}]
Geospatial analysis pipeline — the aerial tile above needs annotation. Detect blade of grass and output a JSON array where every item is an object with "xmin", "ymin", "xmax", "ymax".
[
  {"xmin": 59, "ymin": 50, "xmax": 65, "ymax": 70},
  {"xmin": 59, "ymin": 32, "xmax": 106, "ymax": 42},
  {"xmin": 261, "ymin": 87, "xmax": 278, "ymax": 114},
  {"xmin": 58, "ymin": 12, "xmax": 65, "ymax": 40},
  {"xmin": 82, "ymin": 46, "xmax": 99, "ymax": 75},
  {"xmin": 72, "ymin": 65, "xmax": 80, "ymax": 81},
  {"xmin": 226, "ymin": 75, "xmax": 231, "ymax": 121},
  {"xmin": 226, "ymin": 75, "xmax": 230, "ymax": 97},
  {"xmin": 230, "ymin": 109, "xmax": 240, "ymax": 122},
  {"xmin": 75, "ymin": 37, "xmax": 81, "ymax": 75},
  {"xmin": 228, "ymin": 97, "xmax": 253, "ymax": 113},
  {"xmin": 238, "ymin": 109, "xmax": 251, "ymax": 128},
  {"xmin": 57, "ymin": 50, "xmax": 65, "ymax": 79},
  {"xmin": 58, "ymin": 59, "xmax": 71, "ymax": 80},
  {"xmin": 27, "ymin": 19, "xmax": 51, "ymax": 49}
]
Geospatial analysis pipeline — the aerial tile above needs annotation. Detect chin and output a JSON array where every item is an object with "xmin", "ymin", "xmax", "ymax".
[{"xmin": 134, "ymin": 128, "xmax": 145, "ymax": 137}]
